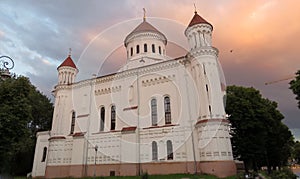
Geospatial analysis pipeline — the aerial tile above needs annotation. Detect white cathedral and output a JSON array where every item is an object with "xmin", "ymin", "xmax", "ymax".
[{"xmin": 32, "ymin": 10, "xmax": 236, "ymax": 178}]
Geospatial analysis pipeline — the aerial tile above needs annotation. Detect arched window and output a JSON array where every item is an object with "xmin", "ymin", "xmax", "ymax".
[
  {"xmin": 151, "ymin": 98, "xmax": 157, "ymax": 126},
  {"xmin": 111, "ymin": 105, "xmax": 116, "ymax": 130},
  {"xmin": 70, "ymin": 111, "xmax": 76, "ymax": 134},
  {"xmin": 130, "ymin": 47, "xmax": 133, "ymax": 56},
  {"xmin": 159, "ymin": 46, "xmax": 161, "ymax": 54},
  {"xmin": 41, "ymin": 147, "xmax": 47, "ymax": 162},
  {"xmin": 164, "ymin": 96, "xmax": 171, "ymax": 124},
  {"xmin": 152, "ymin": 141, "xmax": 158, "ymax": 161},
  {"xmin": 167, "ymin": 140, "xmax": 173, "ymax": 160},
  {"xmin": 152, "ymin": 44, "xmax": 155, "ymax": 53},
  {"xmin": 144, "ymin": 43, "xmax": 147, "ymax": 52},
  {"xmin": 136, "ymin": 45, "xmax": 140, "ymax": 54},
  {"xmin": 100, "ymin": 107, "xmax": 105, "ymax": 131}
]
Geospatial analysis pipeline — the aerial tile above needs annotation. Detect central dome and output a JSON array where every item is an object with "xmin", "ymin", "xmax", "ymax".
[
  {"xmin": 123, "ymin": 18, "xmax": 168, "ymax": 69},
  {"xmin": 124, "ymin": 19, "xmax": 167, "ymax": 47}
]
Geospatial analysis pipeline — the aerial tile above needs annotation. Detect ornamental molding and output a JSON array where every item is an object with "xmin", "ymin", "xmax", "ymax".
[
  {"xmin": 185, "ymin": 23, "xmax": 213, "ymax": 36},
  {"xmin": 54, "ymin": 57, "xmax": 186, "ymax": 92},
  {"xmin": 142, "ymin": 74, "xmax": 175, "ymax": 87},
  {"xmin": 125, "ymin": 31, "xmax": 167, "ymax": 46},
  {"xmin": 188, "ymin": 47, "xmax": 219, "ymax": 58},
  {"xmin": 95, "ymin": 85, "xmax": 122, "ymax": 96}
]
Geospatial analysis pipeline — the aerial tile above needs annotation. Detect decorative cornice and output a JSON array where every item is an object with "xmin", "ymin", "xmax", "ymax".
[
  {"xmin": 48, "ymin": 136, "xmax": 66, "ymax": 141},
  {"xmin": 185, "ymin": 23, "xmax": 212, "ymax": 37},
  {"xmin": 195, "ymin": 118, "xmax": 229, "ymax": 126},
  {"xmin": 123, "ymin": 106, "xmax": 138, "ymax": 111},
  {"xmin": 77, "ymin": 114, "xmax": 89, "ymax": 118},
  {"xmin": 188, "ymin": 47, "xmax": 219, "ymax": 58},
  {"xmin": 54, "ymin": 57, "xmax": 187, "ymax": 92},
  {"xmin": 125, "ymin": 31, "xmax": 167, "ymax": 46},
  {"xmin": 95, "ymin": 85, "xmax": 122, "ymax": 96},
  {"xmin": 142, "ymin": 74, "xmax": 175, "ymax": 87}
]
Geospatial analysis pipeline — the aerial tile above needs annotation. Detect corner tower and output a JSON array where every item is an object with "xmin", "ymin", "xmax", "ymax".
[
  {"xmin": 185, "ymin": 11, "xmax": 236, "ymax": 177},
  {"xmin": 57, "ymin": 54, "xmax": 78, "ymax": 85},
  {"xmin": 124, "ymin": 14, "xmax": 167, "ymax": 70}
]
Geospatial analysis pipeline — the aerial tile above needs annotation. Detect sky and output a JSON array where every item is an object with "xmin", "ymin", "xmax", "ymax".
[{"xmin": 1, "ymin": 0, "xmax": 299, "ymax": 138}]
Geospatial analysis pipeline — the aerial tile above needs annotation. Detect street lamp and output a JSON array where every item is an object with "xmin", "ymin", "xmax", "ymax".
[
  {"xmin": 94, "ymin": 145, "xmax": 98, "ymax": 178},
  {"xmin": 0, "ymin": 55, "xmax": 14, "ymax": 79}
]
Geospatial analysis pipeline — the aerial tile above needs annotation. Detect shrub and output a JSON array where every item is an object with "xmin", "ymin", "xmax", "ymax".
[{"xmin": 270, "ymin": 168, "xmax": 297, "ymax": 179}]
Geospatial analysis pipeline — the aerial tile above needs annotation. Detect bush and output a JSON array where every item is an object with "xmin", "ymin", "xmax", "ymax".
[
  {"xmin": 141, "ymin": 172, "xmax": 148, "ymax": 179},
  {"xmin": 270, "ymin": 168, "xmax": 297, "ymax": 179}
]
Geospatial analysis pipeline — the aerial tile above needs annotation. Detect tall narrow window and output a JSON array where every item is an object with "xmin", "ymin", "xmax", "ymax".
[
  {"xmin": 70, "ymin": 111, "xmax": 76, "ymax": 134},
  {"xmin": 136, "ymin": 45, "xmax": 140, "ymax": 54},
  {"xmin": 130, "ymin": 47, "xmax": 133, "ymax": 56},
  {"xmin": 151, "ymin": 98, "xmax": 157, "ymax": 126},
  {"xmin": 144, "ymin": 43, "xmax": 147, "ymax": 52},
  {"xmin": 100, "ymin": 107, "xmax": 105, "ymax": 131},
  {"xmin": 164, "ymin": 96, "xmax": 171, "ymax": 124},
  {"xmin": 111, "ymin": 105, "xmax": 116, "ymax": 130},
  {"xmin": 152, "ymin": 44, "xmax": 155, "ymax": 53},
  {"xmin": 41, "ymin": 147, "xmax": 47, "ymax": 162},
  {"xmin": 167, "ymin": 140, "xmax": 173, "ymax": 160},
  {"xmin": 159, "ymin": 46, "xmax": 161, "ymax": 54},
  {"xmin": 152, "ymin": 141, "xmax": 158, "ymax": 161}
]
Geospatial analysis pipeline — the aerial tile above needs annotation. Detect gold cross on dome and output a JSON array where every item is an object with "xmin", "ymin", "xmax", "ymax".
[{"xmin": 143, "ymin": 8, "xmax": 146, "ymax": 21}]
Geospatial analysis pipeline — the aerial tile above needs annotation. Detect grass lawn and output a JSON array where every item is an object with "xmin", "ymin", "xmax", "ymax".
[{"xmin": 15, "ymin": 173, "xmax": 237, "ymax": 179}]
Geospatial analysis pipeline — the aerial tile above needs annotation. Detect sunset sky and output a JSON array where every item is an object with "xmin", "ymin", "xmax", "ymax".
[{"xmin": 1, "ymin": 1, "xmax": 299, "ymax": 138}]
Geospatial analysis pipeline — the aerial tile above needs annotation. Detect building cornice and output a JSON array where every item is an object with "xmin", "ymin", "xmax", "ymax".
[{"xmin": 54, "ymin": 56, "xmax": 186, "ymax": 92}]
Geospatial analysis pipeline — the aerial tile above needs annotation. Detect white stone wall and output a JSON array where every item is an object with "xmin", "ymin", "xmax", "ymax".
[{"xmin": 32, "ymin": 131, "xmax": 50, "ymax": 177}]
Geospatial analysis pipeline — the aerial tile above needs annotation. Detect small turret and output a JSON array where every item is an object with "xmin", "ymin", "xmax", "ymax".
[
  {"xmin": 57, "ymin": 53, "xmax": 78, "ymax": 85},
  {"xmin": 185, "ymin": 11, "xmax": 213, "ymax": 50}
]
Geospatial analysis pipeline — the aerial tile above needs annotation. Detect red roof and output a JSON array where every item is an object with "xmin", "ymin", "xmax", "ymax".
[
  {"xmin": 121, "ymin": 126, "xmax": 137, "ymax": 132},
  {"xmin": 188, "ymin": 12, "xmax": 212, "ymax": 28},
  {"xmin": 58, "ymin": 55, "xmax": 77, "ymax": 69}
]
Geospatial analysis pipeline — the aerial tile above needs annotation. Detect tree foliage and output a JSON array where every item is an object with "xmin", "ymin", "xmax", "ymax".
[
  {"xmin": 226, "ymin": 85, "xmax": 294, "ymax": 173},
  {"xmin": 290, "ymin": 70, "xmax": 300, "ymax": 109},
  {"xmin": 0, "ymin": 75, "xmax": 53, "ymax": 175}
]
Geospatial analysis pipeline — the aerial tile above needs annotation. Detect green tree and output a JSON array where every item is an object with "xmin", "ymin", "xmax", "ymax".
[
  {"xmin": 293, "ymin": 141, "xmax": 300, "ymax": 163},
  {"xmin": 226, "ymin": 85, "xmax": 294, "ymax": 173},
  {"xmin": 290, "ymin": 70, "xmax": 300, "ymax": 109},
  {"xmin": 0, "ymin": 75, "xmax": 53, "ymax": 175}
]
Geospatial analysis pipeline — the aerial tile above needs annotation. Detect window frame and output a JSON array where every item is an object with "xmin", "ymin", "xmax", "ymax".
[
  {"xmin": 167, "ymin": 140, "xmax": 173, "ymax": 160},
  {"xmin": 151, "ymin": 98, "xmax": 158, "ymax": 126},
  {"xmin": 164, "ymin": 96, "xmax": 171, "ymax": 124},
  {"xmin": 41, "ymin": 147, "xmax": 47, "ymax": 162},
  {"xmin": 152, "ymin": 141, "xmax": 158, "ymax": 161},
  {"xmin": 144, "ymin": 43, "xmax": 147, "ymax": 52},
  {"xmin": 152, "ymin": 44, "xmax": 155, "ymax": 53},
  {"xmin": 136, "ymin": 45, "xmax": 140, "ymax": 54},
  {"xmin": 111, "ymin": 105, "xmax": 116, "ymax": 130},
  {"xmin": 70, "ymin": 111, "xmax": 76, "ymax": 134},
  {"xmin": 100, "ymin": 106, "xmax": 105, "ymax": 131}
]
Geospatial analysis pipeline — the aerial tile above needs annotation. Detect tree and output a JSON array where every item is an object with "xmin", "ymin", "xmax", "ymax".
[
  {"xmin": 0, "ymin": 75, "xmax": 53, "ymax": 175},
  {"xmin": 226, "ymin": 85, "xmax": 294, "ymax": 173},
  {"xmin": 293, "ymin": 141, "xmax": 300, "ymax": 163},
  {"xmin": 290, "ymin": 70, "xmax": 300, "ymax": 109}
]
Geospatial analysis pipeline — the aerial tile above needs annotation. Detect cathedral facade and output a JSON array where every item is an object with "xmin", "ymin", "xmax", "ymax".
[{"xmin": 32, "ymin": 11, "xmax": 236, "ymax": 178}]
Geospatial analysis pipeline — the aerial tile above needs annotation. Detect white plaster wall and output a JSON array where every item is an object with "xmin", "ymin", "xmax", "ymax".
[{"xmin": 32, "ymin": 131, "xmax": 50, "ymax": 177}]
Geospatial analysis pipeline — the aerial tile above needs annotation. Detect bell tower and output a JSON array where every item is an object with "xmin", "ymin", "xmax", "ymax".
[
  {"xmin": 185, "ymin": 10, "xmax": 236, "ymax": 177},
  {"xmin": 57, "ymin": 53, "xmax": 78, "ymax": 85}
]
